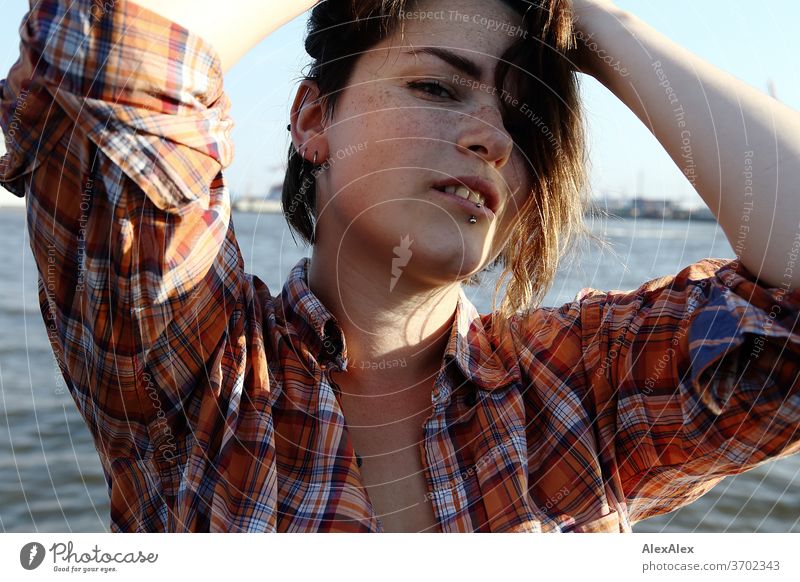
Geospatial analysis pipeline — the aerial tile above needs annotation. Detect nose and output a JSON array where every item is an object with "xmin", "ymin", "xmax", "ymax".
[{"xmin": 455, "ymin": 105, "xmax": 514, "ymax": 168}]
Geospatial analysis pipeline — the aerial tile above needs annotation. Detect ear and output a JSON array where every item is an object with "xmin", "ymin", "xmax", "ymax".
[{"xmin": 289, "ymin": 79, "xmax": 329, "ymax": 164}]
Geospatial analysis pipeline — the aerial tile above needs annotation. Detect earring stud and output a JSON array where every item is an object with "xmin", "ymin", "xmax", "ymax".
[{"xmin": 468, "ymin": 215, "xmax": 477, "ymax": 224}]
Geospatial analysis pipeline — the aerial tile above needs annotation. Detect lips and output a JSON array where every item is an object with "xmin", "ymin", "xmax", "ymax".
[
  {"xmin": 431, "ymin": 176, "xmax": 501, "ymax": 215},
  {"xmin": 436, "ymin": 184, "xmax": 485, "ymax": 206}
]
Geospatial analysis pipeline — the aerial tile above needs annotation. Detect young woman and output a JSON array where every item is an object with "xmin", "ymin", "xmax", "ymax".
[{"xmin": 1, "ymin": 0, "xmax": 798, "ymax": 533}]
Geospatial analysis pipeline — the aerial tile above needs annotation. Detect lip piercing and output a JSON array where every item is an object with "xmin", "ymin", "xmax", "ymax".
[{"xmin": 468, "ymin": 215, "xmax": 477, "ymax": 224}]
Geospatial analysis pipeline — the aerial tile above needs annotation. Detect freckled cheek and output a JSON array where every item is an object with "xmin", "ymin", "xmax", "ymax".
[
  {"xmin": 329, "ymin": 94, "xmax": 456, "ymax": 202},
  {"xmin": 361, "ymin": 103, "xmax": 452, "ymax": 144},
  {"xmin": 324, "ymin": 147, "xmax": 412, "ymax": 211},
  {"xmin": 405, "ymin": 110, "xmax": 453, "ymax": 140}
]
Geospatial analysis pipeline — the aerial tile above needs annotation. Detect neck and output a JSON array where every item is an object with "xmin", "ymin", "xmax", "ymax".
[{"xmin": 307, "ymin": 245, "xmax": 460, "ymax": 391}]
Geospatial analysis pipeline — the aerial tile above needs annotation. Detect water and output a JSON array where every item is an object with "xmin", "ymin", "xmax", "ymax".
[{"xmin": 0, "ymin": 207, "xmax": 797, "ymax": 532}]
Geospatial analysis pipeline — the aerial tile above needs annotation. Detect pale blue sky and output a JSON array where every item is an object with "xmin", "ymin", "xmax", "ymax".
[{"xmin": 1, "ymin": 1, "xmax": 798, "ymax": 207}]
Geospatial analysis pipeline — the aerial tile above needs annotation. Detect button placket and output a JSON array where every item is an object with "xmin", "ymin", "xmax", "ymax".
[
  {"xmin": 322, "ymin": 365, "xmax": 383, "ymax": 530},
  {"xmin": 420, "ymin": 368, "xmax": 455, "ymax": 530}
]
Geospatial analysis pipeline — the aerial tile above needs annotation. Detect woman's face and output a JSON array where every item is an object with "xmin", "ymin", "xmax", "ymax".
[{"xmin": 310, "ymin": 0, "xmax": 533, "ymax": 287}]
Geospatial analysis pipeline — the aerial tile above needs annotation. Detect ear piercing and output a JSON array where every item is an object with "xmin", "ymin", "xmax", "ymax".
[{"xmin": 299, "ymin": 147, "xmax": 318, "ymax": 169}]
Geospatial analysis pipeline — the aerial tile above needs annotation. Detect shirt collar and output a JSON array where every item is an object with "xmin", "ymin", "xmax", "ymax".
[
  {"xmin": 443, "ymin": 286, "xmax": 521, "ymax": 391},
  {"xmin": 281, "ymin": 257, "xmax": 520, "ymax": 391},
  {"xmin": 281, "ymin": 258, "xmax": 347, "ymax": 368}
]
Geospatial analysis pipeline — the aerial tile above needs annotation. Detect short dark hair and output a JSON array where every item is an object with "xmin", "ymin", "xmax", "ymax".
[{"xmin": 283, "ymin": 0, "xmax": 591, "ymax": 318}]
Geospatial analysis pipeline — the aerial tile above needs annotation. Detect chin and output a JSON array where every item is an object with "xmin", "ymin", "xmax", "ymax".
[{"xmin": 408, "ymin": 244, "xmax": 490, "ymax": 283}]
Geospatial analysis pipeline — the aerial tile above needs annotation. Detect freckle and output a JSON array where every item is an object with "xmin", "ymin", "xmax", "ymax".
[{"xmin": 374, "ymin": 88, "xmax": 392, "ymax": 105}]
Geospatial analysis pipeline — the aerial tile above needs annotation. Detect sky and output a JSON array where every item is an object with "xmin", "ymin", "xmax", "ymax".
[{"xmin": 1, "ymin": 0, "xmax": 798, "ymax": 208}]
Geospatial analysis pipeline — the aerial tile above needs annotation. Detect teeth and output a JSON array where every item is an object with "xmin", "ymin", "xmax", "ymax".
[
  {"xmin": 454, "ymin": 186, "xmax": 471, "ymax": 200},
  {"xmin": 440, "ymin": 185, "xmax": 486, "ymax": 206},
  {"xmin": 467, "ymin": 191, "xmax": 485, "ymax": 206}
]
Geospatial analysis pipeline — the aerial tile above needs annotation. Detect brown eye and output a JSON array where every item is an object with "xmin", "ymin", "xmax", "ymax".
[{"xmin": 407, "ymin": 80, "xmax": 455, "ymax": 100}]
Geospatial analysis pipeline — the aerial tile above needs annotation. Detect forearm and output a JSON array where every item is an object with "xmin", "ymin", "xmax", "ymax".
[
  {"xmin": 129, "ymin": 0, "xmax": 318, "ymax": 73},
  {"xmin": 577, "ymin": 7, "xmax": 800, "ymax": 290}
]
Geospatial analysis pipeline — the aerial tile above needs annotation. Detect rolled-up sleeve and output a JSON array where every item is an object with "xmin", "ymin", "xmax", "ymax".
[
  {"xmin": 1, "ymin": 0, "xmax": 234, "ymax": 205},
  {"xmin": 0, "ymin": 0, "xmax": 255, "ymax": 531},
  {"xmin": 579, "ymin": 257, "xmax": 800, "ymax": 523}
]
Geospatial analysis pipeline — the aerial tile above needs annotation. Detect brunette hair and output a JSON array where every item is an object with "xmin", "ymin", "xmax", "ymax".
[{"xmin": 283, "ymin": 0, "xmax": 593, "ymax": 322}]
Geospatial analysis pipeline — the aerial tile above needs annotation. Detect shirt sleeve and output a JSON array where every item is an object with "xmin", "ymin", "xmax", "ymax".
[
  {"xmin": 577, "ymin": 257, "xmax": 800, "ymax": 523},
  {"xmin": 0, "ymin": 0, "xmax": 253, "ymax": 526}
]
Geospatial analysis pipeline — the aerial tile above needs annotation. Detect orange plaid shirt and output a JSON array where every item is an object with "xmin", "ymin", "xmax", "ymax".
[{"xmin": 2, "ymin": 0, "xmax": 798, "ymax": 532}]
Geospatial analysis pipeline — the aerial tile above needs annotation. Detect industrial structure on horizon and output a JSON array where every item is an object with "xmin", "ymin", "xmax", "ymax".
[{"xmin": 231, "ymin": 185, "xmax": 717, "ymax": 222}]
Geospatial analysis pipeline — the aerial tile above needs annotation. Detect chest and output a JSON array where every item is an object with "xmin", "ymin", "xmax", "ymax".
[
  {"xmin": 269, "ymin": 365, "xmax": 617, "ymax": 532},
  {"xmin": 348, "ymin": 426, "xmax": 439, "ymax": 532},
  {"xmin": 337, "ymin": 385, "xmax": 440, "ymax": 532}
]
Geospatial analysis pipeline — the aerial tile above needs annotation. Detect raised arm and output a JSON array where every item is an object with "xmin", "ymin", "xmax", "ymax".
[
  {"xmin": 0, "ymin": 0, "xmax": 301, "ymax": 530},
  {"xmin": 129, "ymin": 0, "xmax": 317, "ymax": 73},
  {"xmin": 570, "ymin": 1, "xmax": 800, "ymax": 290},
  {"xmin": 512, "ymin": 257, "xmax": 800, "ymax": 527}
]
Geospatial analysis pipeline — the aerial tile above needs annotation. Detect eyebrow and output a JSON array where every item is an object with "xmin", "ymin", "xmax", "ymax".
[{"xmin": 401, "ymin": 47, "xmax": 485, "ymax": 81}]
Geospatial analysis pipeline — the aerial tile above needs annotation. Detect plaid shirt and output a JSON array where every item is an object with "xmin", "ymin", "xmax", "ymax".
[{"xmin": 2, "ymin": 0, "xmax": 799, "ymax": 533}]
